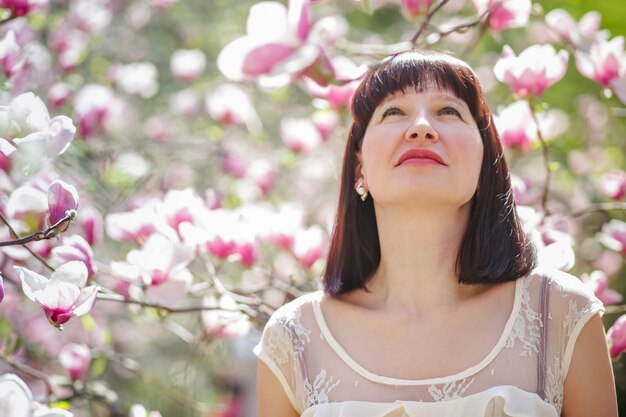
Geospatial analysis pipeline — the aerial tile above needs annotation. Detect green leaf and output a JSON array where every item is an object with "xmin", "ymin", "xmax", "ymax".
[
  {"xmin": 48, "ymin": 401, "xmax": 71, "ymax": 410},
  {"xmin": 81, "ymin": 314, "xmax": 97, "ymax": 333},
  {"xmin": 361, "ymin": 0, "xmax": 374, "ymax": 15},
  {"xmin": 91, "ymin": 356, "xmax": 108, "ymax": 378}
]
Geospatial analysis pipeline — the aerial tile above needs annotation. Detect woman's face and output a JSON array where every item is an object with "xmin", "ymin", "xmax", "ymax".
[{"xmin": 357, "ymin": 87, "xmax": 483, "ymax": 209}]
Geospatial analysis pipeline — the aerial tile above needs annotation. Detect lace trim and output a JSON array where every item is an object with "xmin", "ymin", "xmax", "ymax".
[
  {"xmin": 506, "ymin": 277, "xmax": 542, "ymax": 356},
  {"xmin": 428, "ymin": 377, "xmax": 475, "ymax": 402},
  {"xmin": 304, "ymin": 369, "xmax": 340, "ymax": 408},
  {"xmin": 545, "ymin": 357, "xmax": 564, "ymax": 413}
]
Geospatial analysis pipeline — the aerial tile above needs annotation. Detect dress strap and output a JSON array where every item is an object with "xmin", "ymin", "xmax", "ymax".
[{"xmin": 536, "ymin": 275, "xmax": 551, "ymax": 400}]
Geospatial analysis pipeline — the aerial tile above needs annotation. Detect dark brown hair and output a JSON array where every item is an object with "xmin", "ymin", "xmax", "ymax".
[{"xmin": 322, "ymin": 51, "xmax": 536, "ymax": 295}]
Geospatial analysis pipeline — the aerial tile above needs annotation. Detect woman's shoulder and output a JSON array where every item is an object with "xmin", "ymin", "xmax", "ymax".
[
  {"xmin": 524, "ymin": 267, "xmax": 603, "ymax": 314},
  {"xmin": 265, "ymin": 290, "xmax": 324, "ymax": 327}
]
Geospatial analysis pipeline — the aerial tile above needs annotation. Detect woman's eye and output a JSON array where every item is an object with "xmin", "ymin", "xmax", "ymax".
[
  {"xmin": 381, "ymin": 107, "xmax": 404, "ymax": 119},
  {"xmin": 440, "ymin": 106, "xmax": 461, "ymax": 117}
]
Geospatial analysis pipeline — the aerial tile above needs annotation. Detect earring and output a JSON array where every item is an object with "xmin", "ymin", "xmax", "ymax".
[{"xmin": 356, "ymin": 182, "xmax": 368, "ymax": 201}]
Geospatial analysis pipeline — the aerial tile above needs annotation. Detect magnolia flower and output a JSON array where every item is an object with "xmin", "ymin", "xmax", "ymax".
[
  {"xmin": 129, "ymin": 404, "xmax": 163, "ymax": 417},
  {"xmin": 493, "ymin": 101, "xmax": 568, "ymax": 151},
  {"xmin": 400, "ymin": 0, "xmax": 433, "ymax": 17},
  {"xmin": 580, "ymin": 270, "xmax": 622, "ymax": 305},
  {"xmin": 217, "ymin": 0, "xmax": 334, "ymax": 86},
  {"xmin": 0, "ymin": 373, "xmax": 73, "ymax": 417},
  {"xmin": 6, "ymin": 184, "xmax": 48, "ymax": 232},
  {"xmin": 48, "ymin": 179, "xmax": 79, "ymax": 228},
  {"xmin": 179, "ymin": 209, "xmax": 259, "ymax": 267},
  {"xmin": 110, "ymin": 62, "xmax": 159, "ymax": 98},
  {"xmin": 205, "ymin": 84, "xmax": 261, "ymax": 132},
  {"xmin": 598, "ymin": 219, "xmax": 626, "ymax": 255},
  {"xmin": 473, "ymin": 0, "xmax": 531, "ymax": 31},
  {"xmin": 0, "ymin": 0, "xmax": 49, "ymax": 17},
  {"xmin": 170, "ymin": 49, "xmax": 206, "ymax": 82},
  {"xmin": 59, "ymin": 343, "xmax": 92, "ymax": 381},
  {"xmin": 281, "ymin": 117, "xmax": 323, "ymax": 153},
  {"xmin": 78, "ymin": 206, "xmax": 104, "ymax": 246},
  {"xmin": 125, "ymin": 233, "xmax": 194, "ymax": 305},
  {"xmin": 600, "ymin": 170, "xmax": 626, "ymax": 200},
  {"xmin": 575, "ymin": 36, "xmax": 624, "ymax": 87},
  {"xmin": 106, "ymin": 205, "xmax": 160, "ymax": 243},
  {"xmin": 0, "ymin": 92, "xmax": 76, "ymax": 173},
  {"xmin": 292, "ymin": 225, "xmax": 326, "ymax": 269},
  {"xmin": 202, "ymin": 295, "xmax": 251, "ymax": 338},
  {"xmin": 73, "ymin": 84, "xmax": 114, "ymax": 138},
  {"xmin": 607, "ymin": 315, "xmax": 626, "ymax": 359},
  {"xmin": 494, "ymin": 44, "xmax": 568, "ymax": 98},
  {"xmin": 0, "ymin": 30, "xmax": 21, "ymax": 76},
  {"xmin": 304, "ymin": 56, "xmax": 365, "ymax": 109},
  {"xmin": 52, "ymin": 235, "xmax": 96, "ymax": 280},
  {"xmin": 544, "ymin": 9, "xmax": 606, "ymax": 48},
  {"xmin": 169, "ymin": 88, "xmax": 201, "ymax": 117},
  {"xmin": 15, "ymin": 261, "xmax": 98, "ymax": 327}
]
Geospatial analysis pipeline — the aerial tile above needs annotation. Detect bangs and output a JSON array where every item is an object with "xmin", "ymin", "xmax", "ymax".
[{"xmin": 351, "ymin": 52, "xmax": 484, "ymax": 141}]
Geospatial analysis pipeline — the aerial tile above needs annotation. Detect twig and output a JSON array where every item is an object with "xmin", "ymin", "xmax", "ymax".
[
  {"xmin": 555, "ymin": 202, "xmax": 626, "ymax": 219},
  {"xmin": 410, "ymin": 0, "xmax": 449, "ymax": 47},
  {"xmin": 527, "ymin": 99, "xmax": 552, "ymax": 218}
]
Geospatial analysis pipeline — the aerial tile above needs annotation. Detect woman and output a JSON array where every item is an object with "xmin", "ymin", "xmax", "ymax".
[{"xmin": 255, "ymin": 51, "xmax": 617, "ymax": 417}]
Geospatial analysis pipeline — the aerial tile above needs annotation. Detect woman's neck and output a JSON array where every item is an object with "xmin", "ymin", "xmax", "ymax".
[{"xmin": 360, "ymin": 202, "xmax": 485, "ymax": 318}]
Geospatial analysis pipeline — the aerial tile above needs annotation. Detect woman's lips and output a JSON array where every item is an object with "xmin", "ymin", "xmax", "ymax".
[{"xmin": 397, "ymin": 149, "xmax": 446, "ymax": 166}]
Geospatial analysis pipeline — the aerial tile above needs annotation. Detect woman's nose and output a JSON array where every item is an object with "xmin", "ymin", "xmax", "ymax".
[{"xmin": 405, "ymin": 117, "xmax": 439, "ymax": 142}]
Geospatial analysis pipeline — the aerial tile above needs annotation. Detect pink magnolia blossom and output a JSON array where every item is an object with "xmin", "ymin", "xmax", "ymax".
[
  {"xmin": 0, "ymin": 0, "xmax": 49, "ymax": 17},
  {"xmin": 580, "ymin": 270, "xmax": 622, "ymax": 305},
  {"xmin": 0, "ymin": 30, "xmax": 21, "ymax": 76},
  {"xmin": 205, "ymin": 84, "xmax": 261, "ymax": 132},
  {"xmin": 221, "ymin": 152, "xmax": 249, "ymax": 178},
  {"xmin": 600, "ymin": 170, "xmax": 626, "ymax": 200},
  {"xmin": 305, "ymin": 56, "xmax": 366, "ymax": 109},
  {"xmin": 593, "ymin": 250, "xmax": 623, "ymax": 276},
  {"xmin": 73, "ymin": 84, "xmax": 114, "ymax": 138},
  {"xmin": 170, "ymin": 49, "xmax": 206, "ymax": 82},
  {"xmin": 0, "ymin": 92, "xmax": 76, "ymax": 172},
  {"xmin": 110, "ymin": 62, "xmax": 159, "ymax": 98},
  {"xmin": 245, "ymin": 159, "xmax": 276, "ymax": 195},
  {"xmin": 494, "ymin": 101, "xmax": 536, "ymax": 151},
  {"xmin": 494, "ymin": 101, "xmax": 568, "ymax": 151},
  {"xmin": 169, "ymin": 88, "xmax": 201, "ymax": 117},
  {"xmin": 312, "ymin": 110, "xmax": 339, "ymax": 140},
  {"xmin": 217, "ymin": 0, "xmax": 334, "ymax": 86},
  {"xmin": 15, "ymin": 261, "xmax": 98, "ymax": 328},
  {"xmin": 401, "ymin": 0, "xmax": 432, "ymax": 17},
  {"xmin": 179, "ymin": 209, "xmax": 259, "ymax": 267},
  {"xmin": 129, "ymin": 404, "xmax": 163, "ymax": 417},
  {"xmin": 281, "ymin": 117, "xmax": 323, "ymax": 153},
  {"xmin": 494, "ymin": 45, "xmax": 568, "ymax": 98},
  {"xmin": 598, "ymin": 219, "xmax": 626, "ymax": 255},
  {"xmin": 544, "ymin": 9, "xmax": 606, "ymax": 48},
  {"xmin": 0, "ymin": 373, "xmax": 73, "ymax": 417},
  {"xmin": 78, "ymin": 206, "xmax": 104, "ymax": 246},
  {"xmin": 156, "ymin": 188, "xmax": 206, "ymax": 236},
  {"xmin": 59, "ymin": 343, "xmax": 92, "ymax": 381},
  {"xmin": 52, "ymin": 235, "xmax": 96, "ymax": 280},
  {"xmin": 6, "ymin": 184, "xmax": 48, "ymax": 231},
  {"xmin": 292, "ymin": 225, "xmax": 326, "ymax": 269},
  {"xmin": 48, "ymin": 179, "xmax": 79, "ymax": 228},
  {"xmin": 50, "ymin": 23, "xmax": 89, "ymax": 72},
  {"xmin": 611, "ymin": 74, "xmax": 626, "ymax": 104},
  {"xmin": 47, "ymin": 83, "xmax": 74, "ymax": 109},
  {"xmin": 607, "ymin": 315, "xmax": 626, "ymax": 359},
  {"xmin": 575, "ymin": 36, "xmax": 624, "ymax": 87},
  {"xmin": 202, "ymin": 295, "xmax": 251, "ymax": 338},
  {"xmin": 105, "ymin": 205, "xmax": 160, "ymax": 243},
  {"xmin": 473, "ymin": 0, "xmax": 530, "ymax": 31},
  {"xmin": 126, "ymin": 233, "xmax": 194, "ymax": 305}
]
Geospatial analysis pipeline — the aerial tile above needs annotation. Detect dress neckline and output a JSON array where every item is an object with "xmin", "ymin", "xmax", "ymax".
[{"xmin": 312, "ymin": 277, "xmax": 523, "ymax": 386}]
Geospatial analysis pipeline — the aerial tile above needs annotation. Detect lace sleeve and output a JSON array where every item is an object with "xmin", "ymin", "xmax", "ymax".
[
  {"xmin": 254, "ymin": 301, "xmax": 310, "ymax": 413},
  {"xmin": 546, "ymin": 270, "xmax": 605, "ymax": 378}
]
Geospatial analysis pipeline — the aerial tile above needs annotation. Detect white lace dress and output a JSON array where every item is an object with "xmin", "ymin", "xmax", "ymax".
[{"xmin": 254, "ymin": 269, "xmax": 604, "ymax": 417}]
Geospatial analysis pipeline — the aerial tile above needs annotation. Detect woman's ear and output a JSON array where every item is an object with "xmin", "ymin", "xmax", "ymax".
[{"xmin": 354, "ymin": 151, "xmax": 367, "ymax": 188}]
